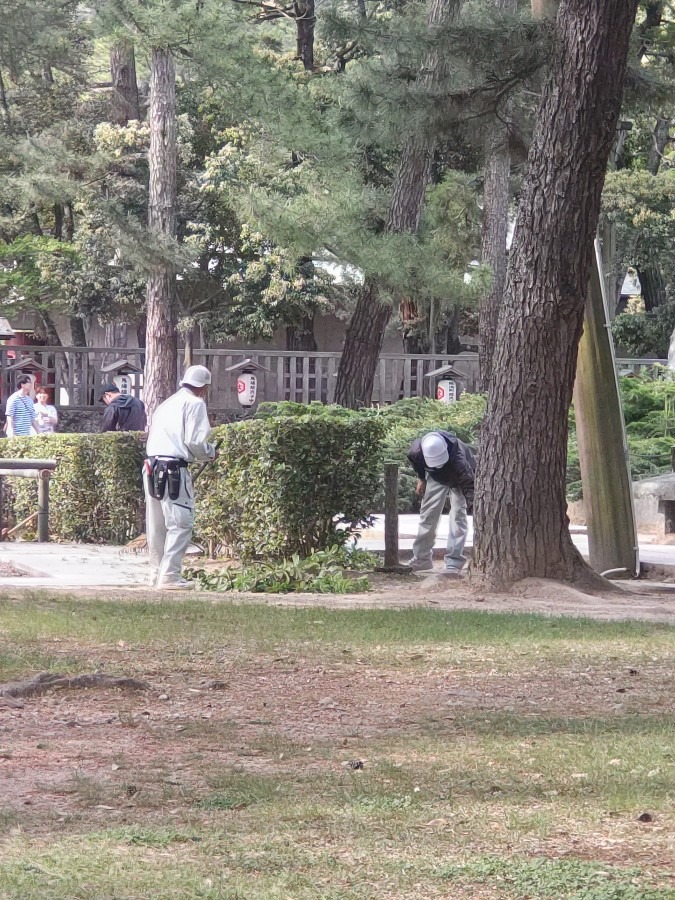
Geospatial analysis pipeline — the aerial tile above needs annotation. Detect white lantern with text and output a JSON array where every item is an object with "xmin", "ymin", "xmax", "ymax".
[
  {"xmin": 436, "ymin": 379, "xmax": 457, "ymax": 404},
  {"xmin": 237, "ymin": 371, "xmax": 258, "ymax": 407}
]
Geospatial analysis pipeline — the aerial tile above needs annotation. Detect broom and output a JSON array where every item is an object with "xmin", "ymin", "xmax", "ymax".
[{"xmin": 123, "ymin": 441, "xmax": 222, "ymax": 555}]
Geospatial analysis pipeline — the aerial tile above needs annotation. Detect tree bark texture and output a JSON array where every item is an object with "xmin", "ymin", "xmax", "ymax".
[
  {"xmin": 39, "ymin": 312, "xmax": 62, "ymax": 347},
  {"xmin": 334, "ymin": 281, "xmax": 393, "ymax": 407},
  {"xmin": 294, "ymin": 0, "xmax": 315, "ymax": 71},
  {"xmin": 473, "ymin": 0, "xmax": 639, "ymax": 589},
  {"xmin": 478, "ymin": 140, "xmax": 510, "ymax": 391},
  {"xmin": 144, "ymin": 49, "xmax": 178, "ymax": 421},
  {"xmin": 479, "ymin": 0, "xmax": 517, "ymax": 392},
  {"xmin": 334, "ymin": 0, "xmax": 462, "ymax": 407},
  {"xmin": 110, "ymin": 41, "xmax": 141, "ymax": 125}
]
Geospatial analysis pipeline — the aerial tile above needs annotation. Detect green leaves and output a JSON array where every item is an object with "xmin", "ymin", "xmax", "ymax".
[
  {"xmin": 185, "ymin": 547, "xmax": 372, "ymax": 593},
  {"xmin": 194, "ymin": 409, "xmax": 385, "ymax": 559},
  {"xmin": 2, "ymin": 432, "xmax": 144, "ymax": 543}
]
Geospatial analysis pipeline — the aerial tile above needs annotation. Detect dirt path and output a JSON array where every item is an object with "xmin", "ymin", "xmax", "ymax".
[{"xmin": 3, "ymin": 575, "xmax": 675, "ymax": 623}]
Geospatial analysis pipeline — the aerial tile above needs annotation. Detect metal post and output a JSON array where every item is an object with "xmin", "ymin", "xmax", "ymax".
[
  {"xmin": 37, "ymin": 470, "xmax": 50, "ymax": 543},
  {"xmin": 384, "ymin": 463, "xmax": 400, "ymax": 568}
]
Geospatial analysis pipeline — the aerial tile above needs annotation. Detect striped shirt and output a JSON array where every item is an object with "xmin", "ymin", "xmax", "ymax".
[{"xmin": 6, "ymin": 390, "xmax": 36, "ymax": 436}]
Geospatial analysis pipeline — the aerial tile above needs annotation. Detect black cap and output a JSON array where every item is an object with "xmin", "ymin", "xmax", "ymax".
[{"xmin": 99, "ymin": 382, "xmax": 120, "ymax": 401}]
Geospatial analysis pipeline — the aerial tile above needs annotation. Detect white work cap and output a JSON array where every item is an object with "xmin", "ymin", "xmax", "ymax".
[
  {"xmin": 421, "ymin": 432, "xmax": 449, "ymax": 468},
  {"xmin": 181, "ymin": 365, "xmax": 212, "ymax": 388}
]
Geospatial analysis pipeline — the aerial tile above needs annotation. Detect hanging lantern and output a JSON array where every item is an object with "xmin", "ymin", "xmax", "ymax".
[{"xmin": 237, "ymin": 372, "xmax": 258, "ymax": 407}]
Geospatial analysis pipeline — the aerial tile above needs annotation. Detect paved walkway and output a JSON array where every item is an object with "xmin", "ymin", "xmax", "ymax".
[{"xmin": 0, "ymin": 516, "xmax": 673, "ymax": 589}]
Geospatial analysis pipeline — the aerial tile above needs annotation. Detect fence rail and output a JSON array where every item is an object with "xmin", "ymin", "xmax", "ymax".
[{"xmin": 0, "ymin": 344, "xmax": 668, "ymax": 410}]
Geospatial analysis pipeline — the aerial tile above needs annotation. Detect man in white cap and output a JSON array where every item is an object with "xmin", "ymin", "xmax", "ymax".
[
  {"xmin": 405, "ymin": 430, "xmax": 475, "ymax": 576},
  {"xmin": 144, "ymin": 365, "xmax": 216, "ymax": 589}
]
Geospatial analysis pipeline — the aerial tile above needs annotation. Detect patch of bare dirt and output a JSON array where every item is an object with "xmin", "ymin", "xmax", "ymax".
[{"xmin": 1, "ymin": 647, "xmax": 673, "ymax": 820}]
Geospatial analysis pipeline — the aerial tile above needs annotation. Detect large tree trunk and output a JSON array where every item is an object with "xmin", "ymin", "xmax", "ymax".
[
  {"xmin": 335, "ymin": 0, "xmax": 462, "ymax": 407},
  {"xmin": 334, "ymin": 281, "xmax": 392, "ymax": 407},
  {"xmin": 473, "ymin": 0, "xmax": 639, "ymax": 589},
  {"xmin": 478, "ymin": 0, "xmax": 516, "ymax": 392},
  {"xmin": 143, "ymin": 49, "xmax": 178, "ymax": 420},
  {"xmin": 479, "ymin": 125, "xmax": 511, "ymax": 391},
  {"xmin": 635, "ymin": 115, "xmax": 671, "ymax": 312},
  {"xmin": 294, "ymin": 0, "xmax": 315, "ymax": 71},
  {"xmin": 110, "ymin": 41, "xmax": 140, "ymax": 125},
  {"xmin": 39, "ymin": 312, "xmax": 62, "ymax": 346}
]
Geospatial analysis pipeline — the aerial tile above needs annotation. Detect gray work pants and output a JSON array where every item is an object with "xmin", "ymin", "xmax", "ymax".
[
  {"xmin": 412, "ymin": 477, "xmax": 468, "ymax": 572},
  {"xmin": 144, "ymin": 467, "xmax": 195, "ymax": 586}
]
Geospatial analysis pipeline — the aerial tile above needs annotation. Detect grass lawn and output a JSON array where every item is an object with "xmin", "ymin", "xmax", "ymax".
[{"xmin": 1, "ymin": 594, "xmax": 674, "ymax": 898}]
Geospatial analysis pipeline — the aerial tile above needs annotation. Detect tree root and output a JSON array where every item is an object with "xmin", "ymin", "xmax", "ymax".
[{"xmin": 0, "ymin": 672, "xmax": 150, "ymax": 699}]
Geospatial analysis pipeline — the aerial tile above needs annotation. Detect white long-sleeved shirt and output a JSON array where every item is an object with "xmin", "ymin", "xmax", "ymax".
[{"xmin": 146, "ymin": 388, "xmax": 215, "ymax": 463}]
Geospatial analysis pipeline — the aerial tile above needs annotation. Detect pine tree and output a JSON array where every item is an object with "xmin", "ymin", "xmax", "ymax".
[{"xmin": 472, "ymin": 0, "xmax": 640, "ymax": 589}]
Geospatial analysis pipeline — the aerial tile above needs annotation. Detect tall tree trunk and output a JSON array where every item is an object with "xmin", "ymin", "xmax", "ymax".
[
  {"xmin": 70, "ymin": 317, "xmax": 87, "ymax": 347},
  {"xmin": 104, "ymin": 322, "xmax": 128, "ymax": 349},
  {"xmin": 110, "ymin": 41, "xmax": 140, "ymax": 125},
  {"xmin": 0, "ymin": 70, "xmax": 10, "ymax": 127},
  {"xmin": 335, "ymin": 0, "xmax": 462, "ymax": 407},
  {"xmin": 635, "ymin": 115, "xmax": 671, "ymax": 312},
  {"xmin": 39, "ymin": 312, "xmax": 62, "ymax": 346},
  {"xmin": 137, "ymin": 314, "xmax": 147, "ymax": 368},
  {"xmin": 479, "ymin": 129, "xmax": 511, "ymax": 391},
  {"xmin": 479, "ymin": 0, "xmax": 516, "ymax": 391},
  {"xmin": 144, "ymin": 49, "xmax": 178, "ymax": 420},
  {"xmin": 636, "ymin": 264, "xmax": 666, "ymax": 312},
  {"xmin": 53, "ymin": 204, "xmax": 64, "ymax": 240},
  {"xmin": 286, "ymin": 315, "xmax": 317, "ymax": 351},
  {"xmin": 285, "ymin": 257, "xmax": 318, "ymax": 350},
  {"xmin": 64, "ymin": 203, "xmax": 74, "ymax": 242},
  {"xmin": 69, "ymin": 316, "xmax": 87, "ymax": 406},
  {"xmin": 294, "ymin": 0, "xmax": 315, "ymax": 71},
  {"xmin": 334, "ymin": 281, "xmax": 392, "ymax": 407},
  {"xmin": 473, "ymin": 0, "xmax": 639, "ymax": 589}
]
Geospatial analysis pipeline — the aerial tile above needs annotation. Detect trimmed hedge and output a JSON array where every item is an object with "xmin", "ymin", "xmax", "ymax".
[
  {"xmin": 194, "ymin": 410, "xmax": 386, "ymax": 559},
  {"xmin": 1, "ymin": 433, "xmax": 144, "ymax": 543}
]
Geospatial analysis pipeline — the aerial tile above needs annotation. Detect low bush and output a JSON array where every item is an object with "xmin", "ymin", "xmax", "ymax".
[
  {"xmin": 194, "ymin": 409, "xmax": 385, "ymax": 559},
  {"xmin": 185, "ymin": 548, "xmax": 372, "ymax": 593},
  {"xmin": 1, "ymin": 433, "xmax": 144, "ymax": 543}
]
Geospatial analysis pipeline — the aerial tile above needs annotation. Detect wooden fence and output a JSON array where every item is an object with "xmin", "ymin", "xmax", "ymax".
[{"xmin": 0, "ymin": 345, "xmax": 668, "ymax": 410}]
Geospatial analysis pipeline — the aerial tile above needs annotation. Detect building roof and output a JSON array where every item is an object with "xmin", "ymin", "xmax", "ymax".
[
  {"xmin": 424, "ymin": 364, "xmax": 469, "ymax": 380},
  {"xmin": 100, "ymin": 358, "xmax": 143, "ymax": 374}
]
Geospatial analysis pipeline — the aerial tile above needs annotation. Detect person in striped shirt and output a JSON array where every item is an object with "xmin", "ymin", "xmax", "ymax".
[{"xmin": 5, "ymin": 375, "xmax": 37, "ymax": 437}]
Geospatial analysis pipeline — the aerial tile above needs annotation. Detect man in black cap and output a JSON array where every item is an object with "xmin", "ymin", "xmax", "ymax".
[{"xmin": 99, "ymin": 383, "xmax": 147, "ymax": 432}]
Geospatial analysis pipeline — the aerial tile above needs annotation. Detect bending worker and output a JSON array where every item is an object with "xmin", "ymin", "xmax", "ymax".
[
  {"xmin": 144, "ymin": 365, "xmax": 216, "ymax": 590},
  {"xmin": 406, "ymin": 430, "xmax": 475, "ymax": 577}
]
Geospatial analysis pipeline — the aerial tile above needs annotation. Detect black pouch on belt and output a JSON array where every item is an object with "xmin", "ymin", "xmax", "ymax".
[
  {"xmin": 167, "ymin": 461, "xmax": 182, "ymax": 501},
  {"xmin": 152, "ymin": 460, "xmax": 169, "ymax": 501}
]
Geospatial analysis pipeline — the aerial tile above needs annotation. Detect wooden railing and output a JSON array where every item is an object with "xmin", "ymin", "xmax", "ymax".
[{"xmin": 0, "ymin": 344, "xmax": 668, "ymax": 410}]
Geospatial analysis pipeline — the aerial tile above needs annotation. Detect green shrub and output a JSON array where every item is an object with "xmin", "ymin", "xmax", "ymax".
[
  {"xmin": 185, "ymin": 548, "xmax": 372, "ymax": 593},
  {"xmin": 194, "ymin": 411, "xmax": 385, "ymax": 559},
  {"xmin": 1, "ymin": 433, "xmax": 144, "ymax": 543}
]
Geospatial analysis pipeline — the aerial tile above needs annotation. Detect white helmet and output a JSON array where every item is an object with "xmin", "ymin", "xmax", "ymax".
[
  {"xmin": 421, "ymin": 432, "xmax": 449, "ymax": 468},
  {"xmin": 181, "ymin": 365, "xmax": 212, "ymax": 388}
]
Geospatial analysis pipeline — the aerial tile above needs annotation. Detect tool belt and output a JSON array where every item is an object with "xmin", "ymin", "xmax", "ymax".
[{"xmin": 146, "ymin": 457, "xmax": 188, "ymax": 501}]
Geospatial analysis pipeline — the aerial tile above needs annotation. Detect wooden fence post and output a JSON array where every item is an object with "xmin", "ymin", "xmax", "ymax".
[
  {"xmin": 37, "ymin": 470, "xmax": 51, "ymax": 543},
  {"xmin": 384, "ymin": 463, "xmax": 400, "ymax": 568}
]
